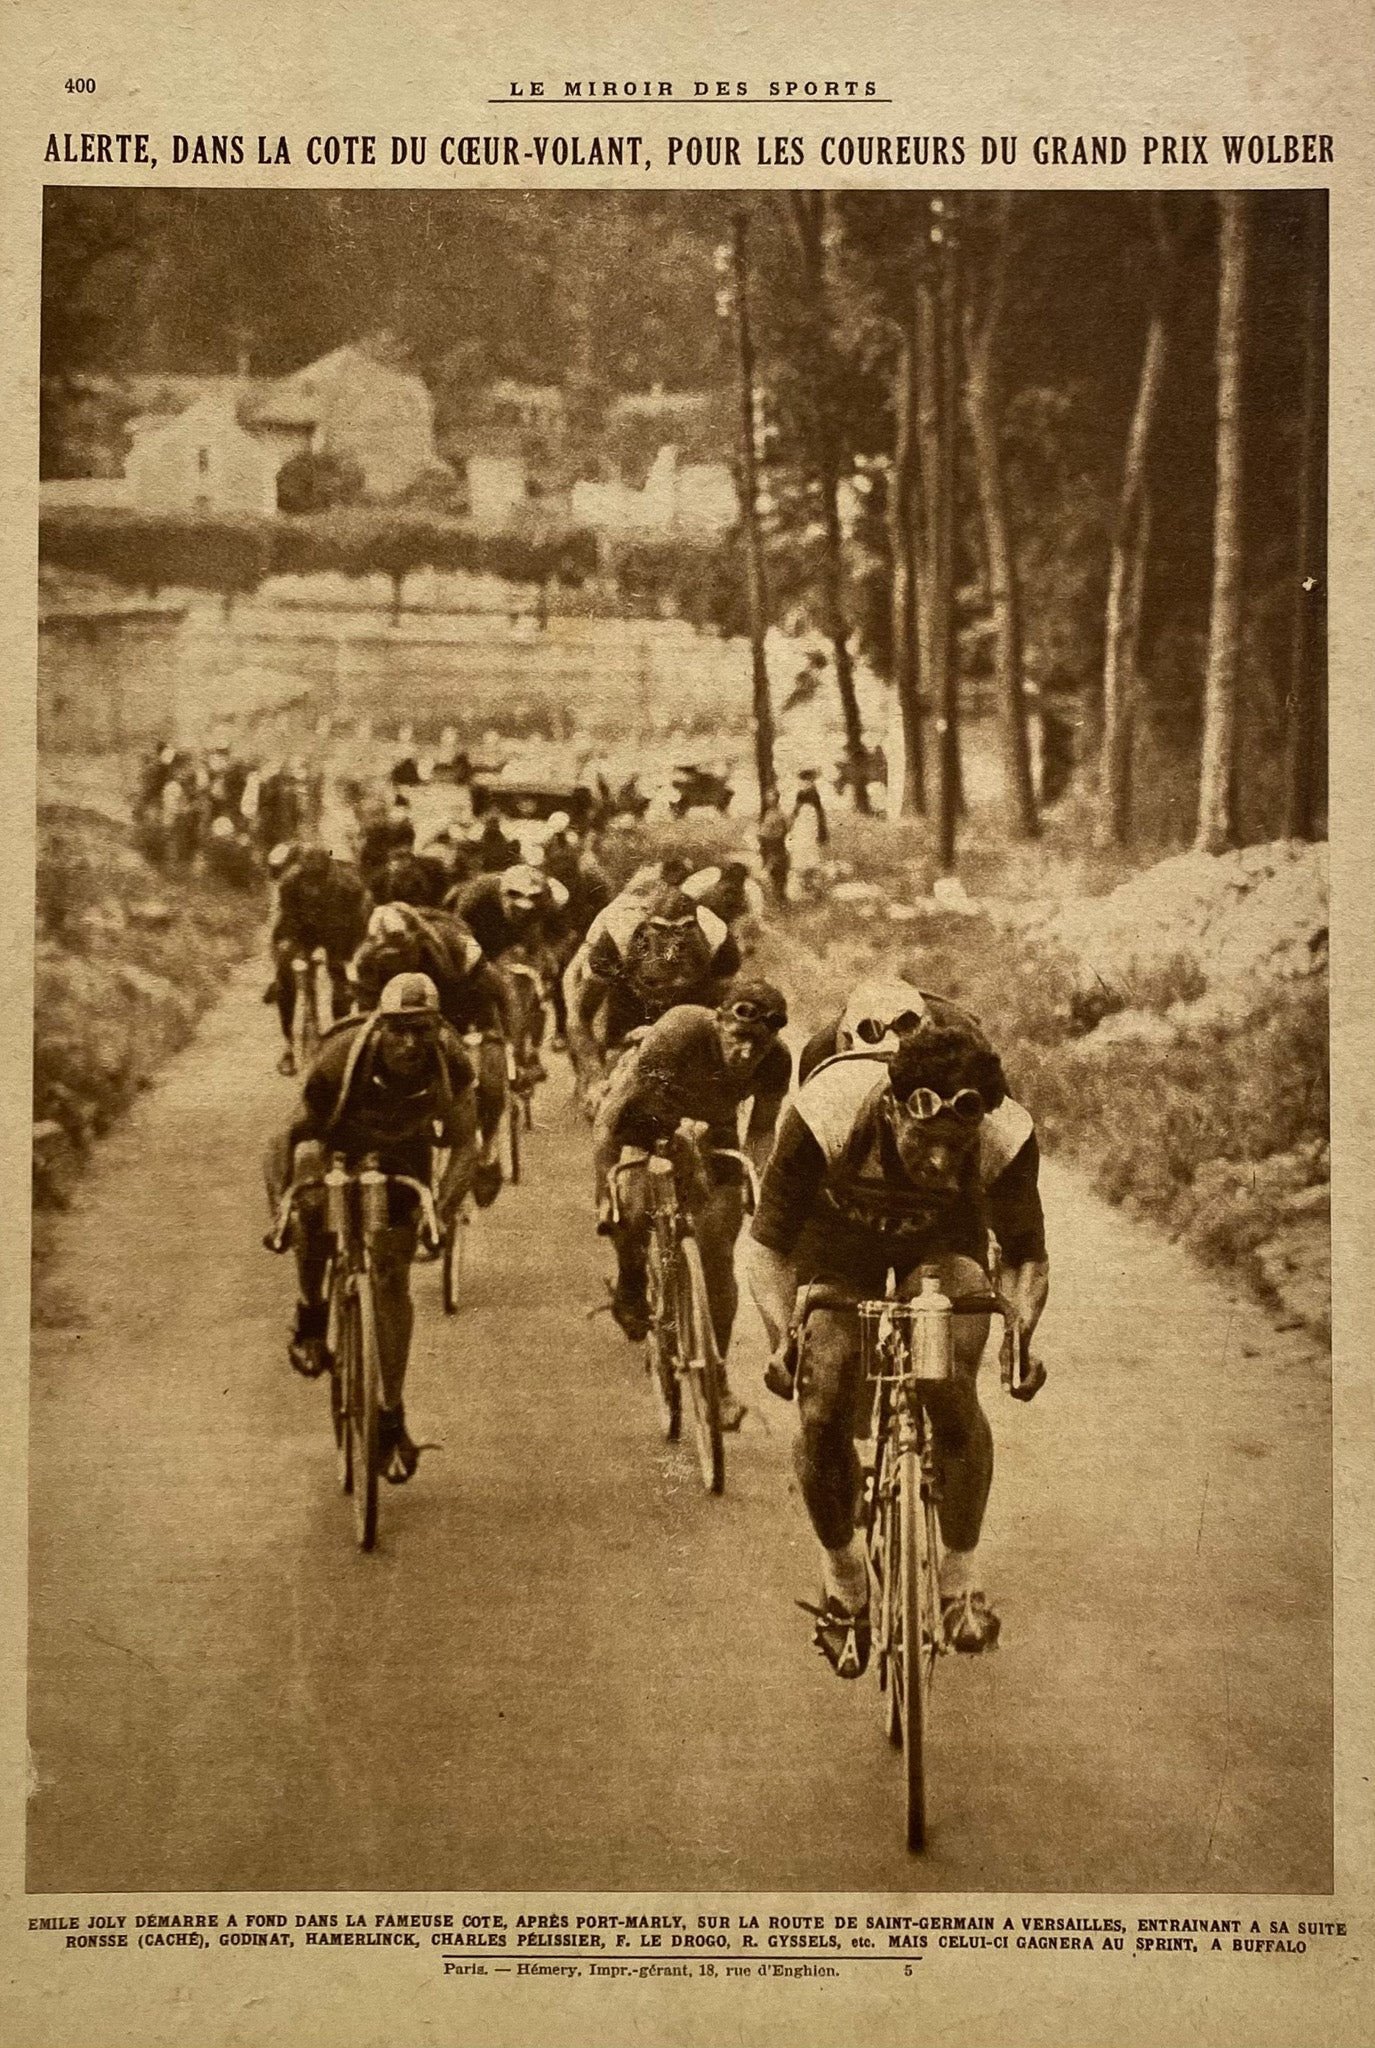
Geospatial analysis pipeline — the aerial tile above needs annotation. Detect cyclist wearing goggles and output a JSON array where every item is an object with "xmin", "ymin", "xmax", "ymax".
[
  {"xmin": 745, "ymin": 1018, "xmax": 1049, "ymax": 1678},
  {"xmin": 796, "ymin": 974, "xmax": 992, "ymax": 1084},
  {"xmin": 565, "ymin": 886, "xmax": 742, "ymax": 1116},
  {"xmin": 263, "ymin": 973, "xmax": 479, "ymax": 1482},
  {"xmin": 591, "ymin": 982, "xmax": 792, "ymax": 1419}
]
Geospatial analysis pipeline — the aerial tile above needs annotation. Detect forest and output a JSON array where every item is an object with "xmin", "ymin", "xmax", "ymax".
[{"xmin": 40, "ymin": 185, "xmax": 1327, "ymax": 858}]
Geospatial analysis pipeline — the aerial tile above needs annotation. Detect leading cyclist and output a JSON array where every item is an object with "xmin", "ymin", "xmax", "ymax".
[
  {"xmin": 264, "ymin": 973, "xmax": 479, "ymax": 1482},
  {"xmin": 743, "ymin": 1013, "xmax": 1049, "ymax": 1679}
]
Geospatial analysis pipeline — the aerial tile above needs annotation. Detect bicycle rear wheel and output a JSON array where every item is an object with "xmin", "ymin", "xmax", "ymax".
[
  {"xmin": 348, "ymin": 1271, "xmax": 381, "ymax": 1551},
  {"xmin": 329, "ymin": 1276, "xmax": 352, "ymax": 1494},
  {"xmin": 645, "ymin": 1231, "xmax": 680, "ymax": 1441},
  {"xmin": 675, "ymin": 1237, "xmax": 724, "ymax": 1495}
]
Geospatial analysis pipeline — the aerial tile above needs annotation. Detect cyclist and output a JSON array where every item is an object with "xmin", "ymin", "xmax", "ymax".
[
  {"xmin": 354, "ymin": 902, "xmax": 512, "ymax": 1207},
  {"xmin": 744, "ymin": 1016, "xmax": 1049, "ymax": 1678},
  {"xmin": 271, "ymin": 846, "xmax": 370, "ymax": 1075},
  {"xmin": 797, "ymin": 976, "xmax": 990, "ymax": 1084},
  {"xmin": 564, "ymin": 886, "xmax": 742, "ymax": 1115},
  {"xmin": 264, "ymin": 972, "xmax": 479, "ymax": 1481},
  {"xmin": 684, "ymin": 857, "xmax": 768, "ymax": 949},
  {"xmin": 591, "ymin": 983, "xmax": 792, "ymax": 1422},
  {"xmin": 446, "ymin": 863, "xmax": 570, "ymax": 1081},
  {"xmin": 472, "ymin": 810, "xmax": 523, "ymax": 875}
]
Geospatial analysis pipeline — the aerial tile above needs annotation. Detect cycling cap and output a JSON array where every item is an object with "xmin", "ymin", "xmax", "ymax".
[
  {"xmin": 547, "ymin": 811, "xmax": 571, "ymax": 834},
  {"xmin": 369, "ymin": 903, "xmax": 415, "ymax": 942},
  {"xmin": 643, "ymin": 886, "xmax": 699, "ymax": 927},
  {"xmin": 499, "ymin": 864, "xmax": 547, "ymax": 904},
  {"xmin": 379, "ymin": 972, "xmax": 440, "ymax": 1015},
  {"xmin": 839, "ymin": 977, "xmax": 928, "ymax": 1050},
  {"xmin": 209, "ymin": 814, "xmax": 235, "ymax": 841},
  {"xmin": 719, "ymin": 978, "xmax": 788, "ymax": 1031}
]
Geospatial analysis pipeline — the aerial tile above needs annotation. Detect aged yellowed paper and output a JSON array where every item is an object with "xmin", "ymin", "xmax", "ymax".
[{"xmin": 1, "ymin": 2, "xmax": 1371, "ymax": 2043}]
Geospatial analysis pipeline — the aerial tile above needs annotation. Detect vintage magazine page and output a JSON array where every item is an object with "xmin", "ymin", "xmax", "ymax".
[{"xmin": 0, "ymin": 1, "xmax": 1371, "ymax": 2043}]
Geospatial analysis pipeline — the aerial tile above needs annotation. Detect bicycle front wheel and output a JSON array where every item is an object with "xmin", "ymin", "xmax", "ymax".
[
  {"xmin": 867, "ymin": 1426, "xmax": 902, "ymax": 1749},
  {"xmin": 293, "ymin": 981, "xmax": 319, "ymax": 1075},
  {"xmin": 897, "ymin": 1441, "xmax": 941, "ymax": 1850},
  {"xmin": 349, "ymin": 1270, "xmax": 381, "ymax": 1551},
  {"xmin": 441, "ymin": 1206, "xmax": 469, "ymax": 1316},
  {"xmin": 675, "ymin": 1237, "xmax": 724, "ymax": 1495},
  {"xmin": 506, "ymin": 1094, "xmax": 522, "ymax": 1185},
  {"xmin": 645, "ymin": 1231, "xmax": 680, "ymax": 1442},
  {"xmin": 329, "ymin": 1272, "xmax": 352, "ymax": 1495}
]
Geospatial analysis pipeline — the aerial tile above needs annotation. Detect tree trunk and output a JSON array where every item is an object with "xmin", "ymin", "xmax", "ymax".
[
  {"xmin": 1100, "ymin": 198, "xmax": 1173, "ymax": 847},
  {"xmin": 1282, "ymin": 191, "xmax": 1327, "ymax": 841},
  {"xmin": 886, "ymin": 306, "xmax": 925, "ymax": 815},
  {"xmin": 1196, "ymin": 193, "xmax": 1249, "ymax": 855},
  {"xmin": 964, "ymin": 194, "xmax": 1038, "ymax": 841},
  {"xmin": 789, "ymin": 193, "xmax": 871, "ymax": 814},
  {"xmin": 731, "ymin": 211, "xmax": 779, "ymax": 813},
  {"xmin": 915, "ymin": 200, "xmax": 961, "ymax": 871}
]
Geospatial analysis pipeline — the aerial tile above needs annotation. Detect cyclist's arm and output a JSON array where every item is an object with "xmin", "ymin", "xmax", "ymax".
[
  {"xmin": 745, "ymin": 1104, "xmax": 827, "ymax": 1343},
  {"xmin": 986, "ymin": 1133, "xmax": 1049, "ymax": 1338},
  {"xmin": 742, "ymin": 1042, "xmax": 792, "ymax": 1173},
  {"xmin": 566, "ymin": 942, "xmax": 613, "ymax": 1084}
]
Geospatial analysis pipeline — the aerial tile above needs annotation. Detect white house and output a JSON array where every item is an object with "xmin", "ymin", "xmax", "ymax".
[
  {"xmin": 248, "ymin": 345, "xmax": 446, "ymax": 500},
  {"xmin": 123, "ymin": 391, "xmax": 281, "ymax": 517}
]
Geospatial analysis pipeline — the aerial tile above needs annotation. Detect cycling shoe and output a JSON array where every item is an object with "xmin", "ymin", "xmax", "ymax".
[
  {"xmin": 942, "ymin": 1590, "xmax": 1001, "ymax": 1653},
  {"xmin": 610, "ymin": 1278, "xmax": 651, "ymax": 1343},
  {"xmin": 472, "ymin": 1161, "xmax": 503, "ymax": 1209},
  {"xmin": 799, "ymin": 1596, "xmax": 871, "ymax": 1680},
  {"xmin": 378, "ymin": 1406, "xmax": 420, "ymax": 1484}
]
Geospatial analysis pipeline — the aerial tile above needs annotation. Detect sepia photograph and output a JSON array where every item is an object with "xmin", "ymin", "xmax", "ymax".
[{"xmin": 26, "ymin": 179, "xmax": 1331, "ymax": 1911}]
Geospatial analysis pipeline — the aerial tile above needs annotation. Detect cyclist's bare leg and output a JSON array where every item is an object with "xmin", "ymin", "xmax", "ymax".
[
  {"xmin": 691, "ymin": 1179, "xmax": 748, "ymax": 1425},
  {"xmin": 897, "ymin": 1256, "xmax": 993, "ymax": 1555},
  {"xmin": 794, "ymin": 1306, "xmax": 869, "ymax": 1613},
  {"xmin": 369, "ymin": 1223, "xmax": 417, "ymax": 1411},
  {"xmin": 897, "ymin": 1253, "xmax": 998, "ymax": 1648},
  {"xmin": 474, "ymin": 1035, "xmax": 508, "ymax": 1152}
]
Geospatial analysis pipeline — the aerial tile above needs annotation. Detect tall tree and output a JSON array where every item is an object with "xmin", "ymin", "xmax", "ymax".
[
  {"xmin": 963, "ymin": 194, "xmax": 1038, "ymax": 840},
  {"xmin": 728, "ymin": 213, "xmax": 779, "ymax": 812},
  {"xmin": 914, "ymin": 197, "xmax": 962, "ymax": 868},
  {"xmin": 1098, "ymin": 198, "xmax": 1174, "ymax": 847},
  {"xmin": 1282, "ymin": 190, "xmax": 1328, "ymax": 841},
  {"xmin": 784, "ymin": 194, "xmax": 872, "ymax": 812},
  {"xmin": 1196, "ymin": 193, "xmax": 1250, "ymax": 855}
]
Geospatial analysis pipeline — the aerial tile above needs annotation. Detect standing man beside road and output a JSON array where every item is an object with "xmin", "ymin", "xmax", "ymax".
[{"xmin": 744, "ymin": 1015, "xmax": 1049, "ymax": 1679}]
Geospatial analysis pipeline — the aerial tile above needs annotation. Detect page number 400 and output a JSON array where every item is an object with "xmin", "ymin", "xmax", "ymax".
[{"xmin": 65, "ymin": 78, "xmax": 95, "ymax": 93}]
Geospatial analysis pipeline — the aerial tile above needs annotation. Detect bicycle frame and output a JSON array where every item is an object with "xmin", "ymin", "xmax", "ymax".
[
  {"xmin": 857, "ymin": 1282, "xmax": 1014, "ymax": 1852},
  {"xmin": 268, "ymin": 1151, "xmax": 440, "ymax": 1549}
]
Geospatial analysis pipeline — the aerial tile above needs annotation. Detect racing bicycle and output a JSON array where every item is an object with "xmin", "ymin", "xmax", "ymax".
[
  {"xmin": 290, "ymin": 945, "xmax": 335, "ymax": 1075},
  {"xmin": 270, "ymin": 1151, "xmax": 440, "ymax": 1549},
  {"xmin": 859, "ymin": 1274, "xmax": 1032, "ymax": 1851},
  {"xmin": 609, "ymin": 1132, "xmax": 758, "ymax": 1495}
]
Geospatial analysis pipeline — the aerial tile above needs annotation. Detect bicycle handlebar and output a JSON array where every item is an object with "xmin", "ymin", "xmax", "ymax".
[{"xmin": 266, "ymin": 1164, "xmax": 443, "ymax": 1256}]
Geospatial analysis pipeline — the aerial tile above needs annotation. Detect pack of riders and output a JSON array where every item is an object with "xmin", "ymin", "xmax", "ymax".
[{"xmin": 259, "ymin": 767, "xmax": 1049, "ymax": 1683}]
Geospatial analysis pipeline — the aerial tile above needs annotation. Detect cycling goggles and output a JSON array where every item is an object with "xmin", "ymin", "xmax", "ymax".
[
  {"xmin": 894, "ymin": 1084, "xmax": 985, "ymax": 1124},
  {"xmin": 855, "ymin": 1011, "xmax": 924, "ymax": 1044},
  {"xmin": 720, "ymin": 998, "xmax": 787, "ymax": 1032}
]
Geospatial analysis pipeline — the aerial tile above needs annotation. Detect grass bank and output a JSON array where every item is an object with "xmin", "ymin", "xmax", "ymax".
[
  {"xmin": 33, "ymin": 801, "xmax": 265, "ymax": 1218},
  {"xmin": 772, "ymin": 814, "xmax": 1329, "ymax": 1335}
]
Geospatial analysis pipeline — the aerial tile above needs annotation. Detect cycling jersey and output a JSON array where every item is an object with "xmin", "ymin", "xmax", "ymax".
[
  {"xmin": 752, "ymin": 1055, "xmax": 1045, "ymax": 1287},
  {"xmin": 449, "ymin": 874, "xmax": 568, "ymax": 961},
  {"xmin": 582, "ymin": 896, "xmax": 741, "ymax": 1046},
  {"xmin": 602, "ymin": 1004, "xmax": 792, "ymax": 1153},
  {"xmin": 292, "ymin": 1011, "xmax": 474, "ymax": 1163},
  {"xmin": 274, "ymin": 862, "xmax": 370, "ymax": 961}
]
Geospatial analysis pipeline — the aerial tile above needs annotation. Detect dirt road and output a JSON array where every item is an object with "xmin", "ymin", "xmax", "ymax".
[{"xmin": 28, "ymin": 958, "xmax": 1330, "ymax": 1895}]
